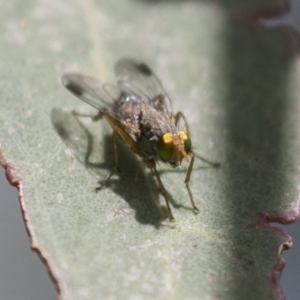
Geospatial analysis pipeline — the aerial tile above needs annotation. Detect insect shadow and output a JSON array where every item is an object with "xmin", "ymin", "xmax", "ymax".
[{"xmin": 50, "ymin": 108, "xmax": 184, "ymax": 227}]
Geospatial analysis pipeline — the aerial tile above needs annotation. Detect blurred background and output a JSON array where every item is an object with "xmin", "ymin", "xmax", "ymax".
[{"xmin": 0, "ymin": 1, "xmax": 300, "ymax": 300}]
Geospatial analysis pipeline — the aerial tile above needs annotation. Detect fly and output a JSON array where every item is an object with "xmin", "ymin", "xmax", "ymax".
[{"xmin": 62, "ymin": 58, "xmax": 217, "ymax": 222}]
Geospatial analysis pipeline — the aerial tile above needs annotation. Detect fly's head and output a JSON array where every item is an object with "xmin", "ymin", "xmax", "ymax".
[{"xmin": 157, "ymin": 131, "xmax": 192, "ymax": 167}]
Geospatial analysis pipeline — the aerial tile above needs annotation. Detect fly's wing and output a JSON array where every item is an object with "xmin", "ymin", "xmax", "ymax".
[
  {"xmin": 61, "ymin": 73, "xmax": 121, "ymax": 120},
  {"xmin": 114, "ymin": 59, "xmax": 173, "ymax": 115}
]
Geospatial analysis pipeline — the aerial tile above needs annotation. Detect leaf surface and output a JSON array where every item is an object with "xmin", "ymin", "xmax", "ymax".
[{"xmin": 0, "ymin": 0, "xmax": 299, "ymax": 299}]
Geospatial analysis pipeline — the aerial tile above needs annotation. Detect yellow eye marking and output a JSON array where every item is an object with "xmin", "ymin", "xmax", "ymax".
[
  {"xmin": 162, "ymin": 132, "xmax": 173, "ymax": 144},
  {"xmin": 179, "ymin": 130, "xmax": 188, "ymax": 141}
]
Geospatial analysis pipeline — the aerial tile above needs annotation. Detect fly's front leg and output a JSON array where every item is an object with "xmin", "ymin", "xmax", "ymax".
[
  {"xmin": 151, "ymin": 165, "xmax": 175, "ymax": 222},
  {"xmin": 184, "ymin": 152, "xmax": 200, "ymax": 214},
  {"xmin": 175, "ymin": 111, "xmax": 191, "ymax": 135},
  {"xmin": 96, "ymin": 129, "xmax": 119, "ymax": 191},
  {"xmin": 175, "ymin": 111, "xmax": 220, "ymax": 168},
  {"xmin": 195, "ymin": 153, "xmax": 220, "ymax": 168}
]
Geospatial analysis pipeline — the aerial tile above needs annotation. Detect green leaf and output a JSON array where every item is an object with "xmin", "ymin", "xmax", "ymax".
[{"xmin": 0, "ymin": 0, "xmax": 299, "ymax": 299}]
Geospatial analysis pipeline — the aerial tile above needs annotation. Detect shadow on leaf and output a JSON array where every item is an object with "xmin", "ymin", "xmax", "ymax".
[{"xmin": 50, "ymin": 108, "xmax": 174, "ymax": 227}]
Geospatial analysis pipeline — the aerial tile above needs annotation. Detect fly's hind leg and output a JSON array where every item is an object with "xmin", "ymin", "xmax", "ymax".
[
  {"xmin": 96, "ymin": 129, "xmax": 120, "ymax": 191},
  {"xmin": 151, "ymin": 164, "xmax": 175, "ymax": 222},
  {"xmin": 96, "ymin": 113, "xmax": 143, "ymax": 191}
]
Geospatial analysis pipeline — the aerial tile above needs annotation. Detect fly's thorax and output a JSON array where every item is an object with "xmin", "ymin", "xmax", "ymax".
[
  {"xmin": 114, "ymin": 94, "xmax": 143, "ymax": 133},
  {"xmin": 115, "ymin": 94, "xmax": 141, "ymax": 120},
  {"xmin": 157, "ymin": 131, "xmax": 192, "ymax": 167},
  {"xmin": 139, "ymin": 103, "xmax": 175, "ymax": 137}
]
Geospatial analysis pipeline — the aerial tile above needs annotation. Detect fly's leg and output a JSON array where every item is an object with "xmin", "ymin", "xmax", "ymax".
[
  {"xmin": 151, "ymin": 165, "xmax": 175, "ymax": 222},
  {"xmin": 112, "ymin": 130, "xmax": 120, "ymax": 172},
  {"xmin": 175, "ymin": 111, "xmax": 199, "ymax": 213},
  {"xmin": 92, "ymin": 111, "xmax": 103, "ymax": 122},
  {"xmin": 184, "ymin": 152, "xmax": 199, "ymax": 214},
  {"xmin": 195, "ymin": 153, "xmax": 220, "ymax": 168},
  {"xmin": 96, "ymin": 113, "xmax": 142, "ymax": 191},
  {"xmin": 175, "ymin": 111, "xmax": 191, "ymax": 135},
  {"xmin": 96, "ymin": 129, "xmax": 119, "ymax": 191},
  {"xmin": 175, "ymin": 111, "xmax": 220, "ymax": 167},
  {"xmin": 104, "ymin": 113, "xmax": 142, "ymax": 156},
  {"xmin": 72, "ymin": 110, "xmax": 103, "ymax": 121}
]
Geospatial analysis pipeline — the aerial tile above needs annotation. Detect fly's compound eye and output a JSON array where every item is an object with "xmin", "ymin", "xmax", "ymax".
[
  {"xmin": 179, "ymin": 131, "xmax": 191, "ymax": 153},
  {"xmin": 158, "ymin": 133, "xmax": 174, "ymax": 161}
]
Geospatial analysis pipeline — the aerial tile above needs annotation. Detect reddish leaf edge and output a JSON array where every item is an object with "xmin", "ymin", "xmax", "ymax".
[
  {"xmin": 237, "ymin": 5, "xmax": 300, "ymax": 299},
  {"xmin": 0, "ymin": 155, "xmax": 64, "ymax": 299},
  {"xmin": 256, "ymin": 214, "xmax": 295, "ymax": 300}
]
